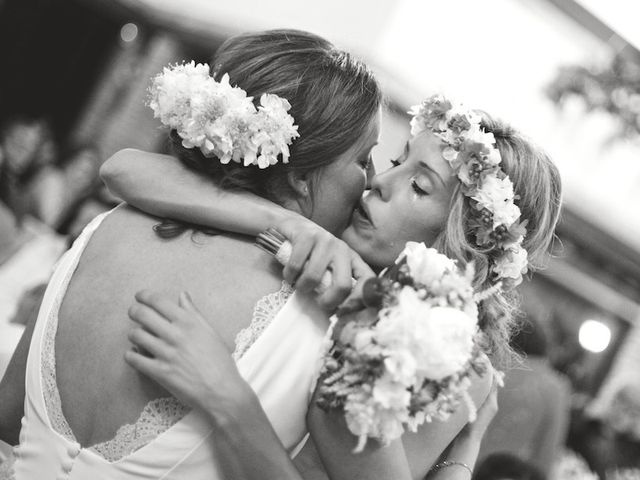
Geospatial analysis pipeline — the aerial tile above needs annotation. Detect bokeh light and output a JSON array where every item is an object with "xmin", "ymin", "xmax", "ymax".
[
  {"xmin": 579, "ymin": 319, "xmax": 612, "ymax": 353},
  {"xmin": 120, "ymin": 23, "xmax": 138, "ymax": 43}
]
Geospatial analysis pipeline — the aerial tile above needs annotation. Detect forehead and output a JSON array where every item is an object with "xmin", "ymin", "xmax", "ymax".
[{"xmin": 408, "ymin": 132, "xmax": 454, "ymax": 180}]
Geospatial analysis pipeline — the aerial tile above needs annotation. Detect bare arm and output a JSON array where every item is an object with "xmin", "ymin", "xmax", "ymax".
[
  {"xmin": 126, "ymin": 289, "xmax": 496, "ymax": 480},
  {"xmin": 307, "ymin": 401, "xmax": 413, "ymax": 480},
  {"xmin": 307, "ymin": 372, "xmax": 491, "ymax": 480},
  {"xmin": 125, "ymin": 291, "xmax": 303, "ymax": 480},
  {"xmin": 100, "ymin": 149, "xmax": 295, "ymax": 235},
  {"xmin": 100, "ymin": 149, "xmax": 374, "ymax": 311},
  {"xmin": 426, "ymin": 373, "xmax": 499, "ymax": 480},
  {"xmin": 201, "ymin": 382, "xmax": 305, "ymax": 480},
  {"xmin": 0, "ymin": 301, "xmax": 41, "ymax": 445}
]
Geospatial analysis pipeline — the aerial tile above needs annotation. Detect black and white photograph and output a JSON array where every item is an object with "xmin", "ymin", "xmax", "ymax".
[{"xmin": 0, "ymin": 0, "xmax": 639, "ymax": 478}]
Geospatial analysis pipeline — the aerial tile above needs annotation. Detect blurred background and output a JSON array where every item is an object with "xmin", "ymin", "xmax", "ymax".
[{"xmin": 0, "ymin": 0, "xmax": 639, "ymax": 478}]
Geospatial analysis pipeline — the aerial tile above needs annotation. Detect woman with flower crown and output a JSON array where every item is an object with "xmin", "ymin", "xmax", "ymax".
[
  {"xmin": 0, "ymin": 30, "xmax": 561, "ymax": 480},
  {"xmin": 0, "ymin": 30, "xmax": 388, "ymax": 480},
  {"xmin": 96, "ymin": 40, "xmax": 562, "ymax": 480}
]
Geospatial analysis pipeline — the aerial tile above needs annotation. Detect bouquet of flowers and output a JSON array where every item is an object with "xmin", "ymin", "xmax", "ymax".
[{"xmin": 316, "ymin": 242, "xmax": 488, "ymax": 452}]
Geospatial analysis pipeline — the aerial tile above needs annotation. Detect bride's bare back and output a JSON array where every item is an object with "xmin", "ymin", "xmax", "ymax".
[{"xmin": 55, "ymin": 205, "xmax": 282, "ymax": 447}]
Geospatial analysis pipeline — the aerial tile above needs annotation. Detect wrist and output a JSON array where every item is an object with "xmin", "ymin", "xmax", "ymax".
[
  {"xmin": 431, "ymin": 460, "xmax": 473, "ymax": 477},
  {"xmin": 445, "ymin": 437, "xmax": 481, "ymax": 471},
  {"xmin": 271, "ymin": 207, "xmax": 303, "ymax": 229},
  {"xmin": 202, "ymin": 380, "xmax": 259, "ymax": 430}
]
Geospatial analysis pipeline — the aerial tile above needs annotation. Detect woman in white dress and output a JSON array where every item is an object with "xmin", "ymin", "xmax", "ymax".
[
  {"xmin": 101, "ymin": 90, "xmax": 562, "ymax": 478},
  {"xmin": 0, "ymin": 29, "xmax": 384, "ymax": 479}
]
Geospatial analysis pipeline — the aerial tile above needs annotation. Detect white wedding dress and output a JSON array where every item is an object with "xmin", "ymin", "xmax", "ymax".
[{"xmin": 3, "ymin": 211, "xmax": 329, "ymax": 479}]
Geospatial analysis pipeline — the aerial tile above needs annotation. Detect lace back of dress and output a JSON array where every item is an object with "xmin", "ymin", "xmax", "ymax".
[
  {"xmin": 232, "ymin": 281, "xmax": 293, "ymax": 361},
  {"xmin": 40, "ymin": 281, "xmax": 293, "ymax": 462}
]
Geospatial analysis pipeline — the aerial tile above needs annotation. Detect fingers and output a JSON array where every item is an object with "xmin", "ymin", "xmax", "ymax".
[
  {"xmin": 336, "ymin": 274, "xmax": 369, "ymax": 316},
  {"xmin": 127, "ymin": 326, "xmax": 167, "ymax": 359},
  {"xmin": 315, "ymin": 254, "xmax": 354, "ymax": 312},
  {"xmin": 128, "ymin": 302, "xmax": 175, "ymax": 341},
  {"xmin": 350, "ymin": 253, "xmax": 375, "ymax": 282},
  {"xmin": 296, "ymin": 239, "xmax": 334, "ymax": 293},
  {"xmin": 282, "ymin": 235, "xmax": 314, "ymax": 285},
  {"xmin": 135, "ymin": 290, "xmax": 186, "ymax": 324},
  {"xmin": 472, "ymin": 371, "xmax": 500, "ymax": 434},
  {"xmin": 124, "ymin": 349, "xmax": 162, "ymax": 379}
]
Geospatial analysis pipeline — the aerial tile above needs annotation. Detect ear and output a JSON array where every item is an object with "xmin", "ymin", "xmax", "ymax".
[{"xmin": 286, "ymin": 170, "xmax": 311, "ymax": 199}]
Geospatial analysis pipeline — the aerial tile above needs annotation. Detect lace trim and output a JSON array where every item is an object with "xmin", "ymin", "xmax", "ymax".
[
  {"xmin": 90, "ymin": 397, "xmax": 190, "ymax": 462},
  {"xmin": 40, "ymin": 280, "xmax": 293, "ymax": 462},
  {"xmin": 0, "ymin": 451, "xmax": 16, "ymax": 480},
  {"xmin": 232, "ymin": 281, "xmax": 294, "ymax": 361},
  {"xmin": 42, "ymin": 314, "xmax": 76, "ymax": 442},
  {"xmin": 41, "ymin": 303, "xmax": 189, "ymax": 461}
]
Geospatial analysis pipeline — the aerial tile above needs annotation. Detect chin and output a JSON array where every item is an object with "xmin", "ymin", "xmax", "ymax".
[
  {"xmin": 340, "ymin": 224, "xmax": 359, "ymax": 246},
  {"xmin": 342, "ymin": 227, "xmax": 382, "ymax": 270}
]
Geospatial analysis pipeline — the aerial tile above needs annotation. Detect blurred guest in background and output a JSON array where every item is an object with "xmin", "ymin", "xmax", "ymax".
[
  {"xmin": 57, "ymin": 184, "xmax": 120, "ymax": 244},
  {"xmin": 0, "ymin": 117, "xmax": 57, "ymax": 223},
  {"xmin": 474, "ymin": 453, "xmax": 546, "ymax": 480},
  {"xmin": 38, "ymin": 143, "xmax": 102, "ymax": 231},
  {"xmin": 478, "ymin": 318, "xmax": 572, "ymax": 476},
  {"xmin": 569, "ymin": 383, "xmax": 640, "ymax": 476},
  {"xmin": 0, "ymin": 117, "xmax": 102, "ymax": 231},
  {"xmin": 0, "ymin": 118, "xmax": 68, "ymax": 380}
]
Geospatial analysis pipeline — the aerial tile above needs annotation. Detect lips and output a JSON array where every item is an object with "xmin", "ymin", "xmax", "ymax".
[{"xmin": 353, "ymin": 200, "xmax": 374, "ymax": 228}]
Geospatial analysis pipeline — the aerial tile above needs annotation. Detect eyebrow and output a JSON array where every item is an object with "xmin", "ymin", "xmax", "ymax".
[{"xmin": 405, "ymin": 140, "xmax": 446, "ymax": 187}]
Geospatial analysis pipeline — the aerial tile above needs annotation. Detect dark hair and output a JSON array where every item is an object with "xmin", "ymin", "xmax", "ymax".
[{"xmin": 156, "ymin": 29, "xmax": 381, "ymax": 238}]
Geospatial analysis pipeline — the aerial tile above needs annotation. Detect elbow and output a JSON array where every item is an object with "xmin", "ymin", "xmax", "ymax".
[{"xmin": 99, "ymin": 148, "xmax": 139, "ymax": 198}]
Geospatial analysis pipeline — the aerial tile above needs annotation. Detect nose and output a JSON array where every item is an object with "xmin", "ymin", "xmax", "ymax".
[
  {"xmin": 365, "ymin": 161, "xmax": 376, "ymax": 189},
  {"xmin": 369, "ymin": 168, "xmax": 391, "ymax": 201}
]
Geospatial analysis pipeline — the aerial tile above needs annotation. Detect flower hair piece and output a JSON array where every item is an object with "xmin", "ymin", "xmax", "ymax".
[
  {"xmin": 409, "ymin": 95, "xmax": 528, "ymax": 287},
  {"xmin": 148, "ymin": 61, "xmax": 299, "ymax": 169}
]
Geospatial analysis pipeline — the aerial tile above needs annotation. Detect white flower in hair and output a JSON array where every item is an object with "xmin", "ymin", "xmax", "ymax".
[
  {"xmin": 409, "ymin": 94, "xmax": 529, "ymax": 287},
  {"xmin": 493, "ymin": 245, "xmax": 528, "ymax": 284},
  {"xmin": 148, "ymin": 62, "xmax": 299, "ymax": 169},
  {"xmin": 492, "ymin": 202, "xmax": 522, "ymax": 230},
  {"xmin": 472, "ymin": 176, "xmax": 515, "ymax": 214}
]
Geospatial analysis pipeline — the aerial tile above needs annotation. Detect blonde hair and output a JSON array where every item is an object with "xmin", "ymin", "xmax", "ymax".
[{"xmin": 432, "ymin": 113, "xmax": 562, "ymax": 365}]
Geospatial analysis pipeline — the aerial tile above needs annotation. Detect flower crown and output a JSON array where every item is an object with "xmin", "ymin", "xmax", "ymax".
[
  {"xmin": 409, "ymin": 95, "xmax": 528, "ymax": 287},
  {"xmin": 148, "ymin": 62, "xmax": 299, "ymax": 169}
]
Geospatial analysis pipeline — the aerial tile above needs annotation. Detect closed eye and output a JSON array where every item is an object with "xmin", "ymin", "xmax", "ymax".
[{"xmin": 411, "ymin": 179, "xmax": 429, "ymax": 196}]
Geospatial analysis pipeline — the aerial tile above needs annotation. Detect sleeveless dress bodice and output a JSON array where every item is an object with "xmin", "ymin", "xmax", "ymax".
[{"xmin": 6, "ymin": 211, "xmax": 328, "ymax": 479}]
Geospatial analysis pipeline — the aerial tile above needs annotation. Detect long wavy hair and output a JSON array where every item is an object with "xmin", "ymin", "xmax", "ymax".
[
  {"xmin": 432, "ymin": 113, "xmax": 562, "ymax": 365},
  {"xmin": 155, "ymin": 29, "xmax": 382, "ymax": 239}
]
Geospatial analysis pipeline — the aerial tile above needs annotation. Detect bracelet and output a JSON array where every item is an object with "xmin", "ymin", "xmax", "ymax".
[{"xmin": 431, "ymin": 460, "xmax": 473, "ymax": 476}]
